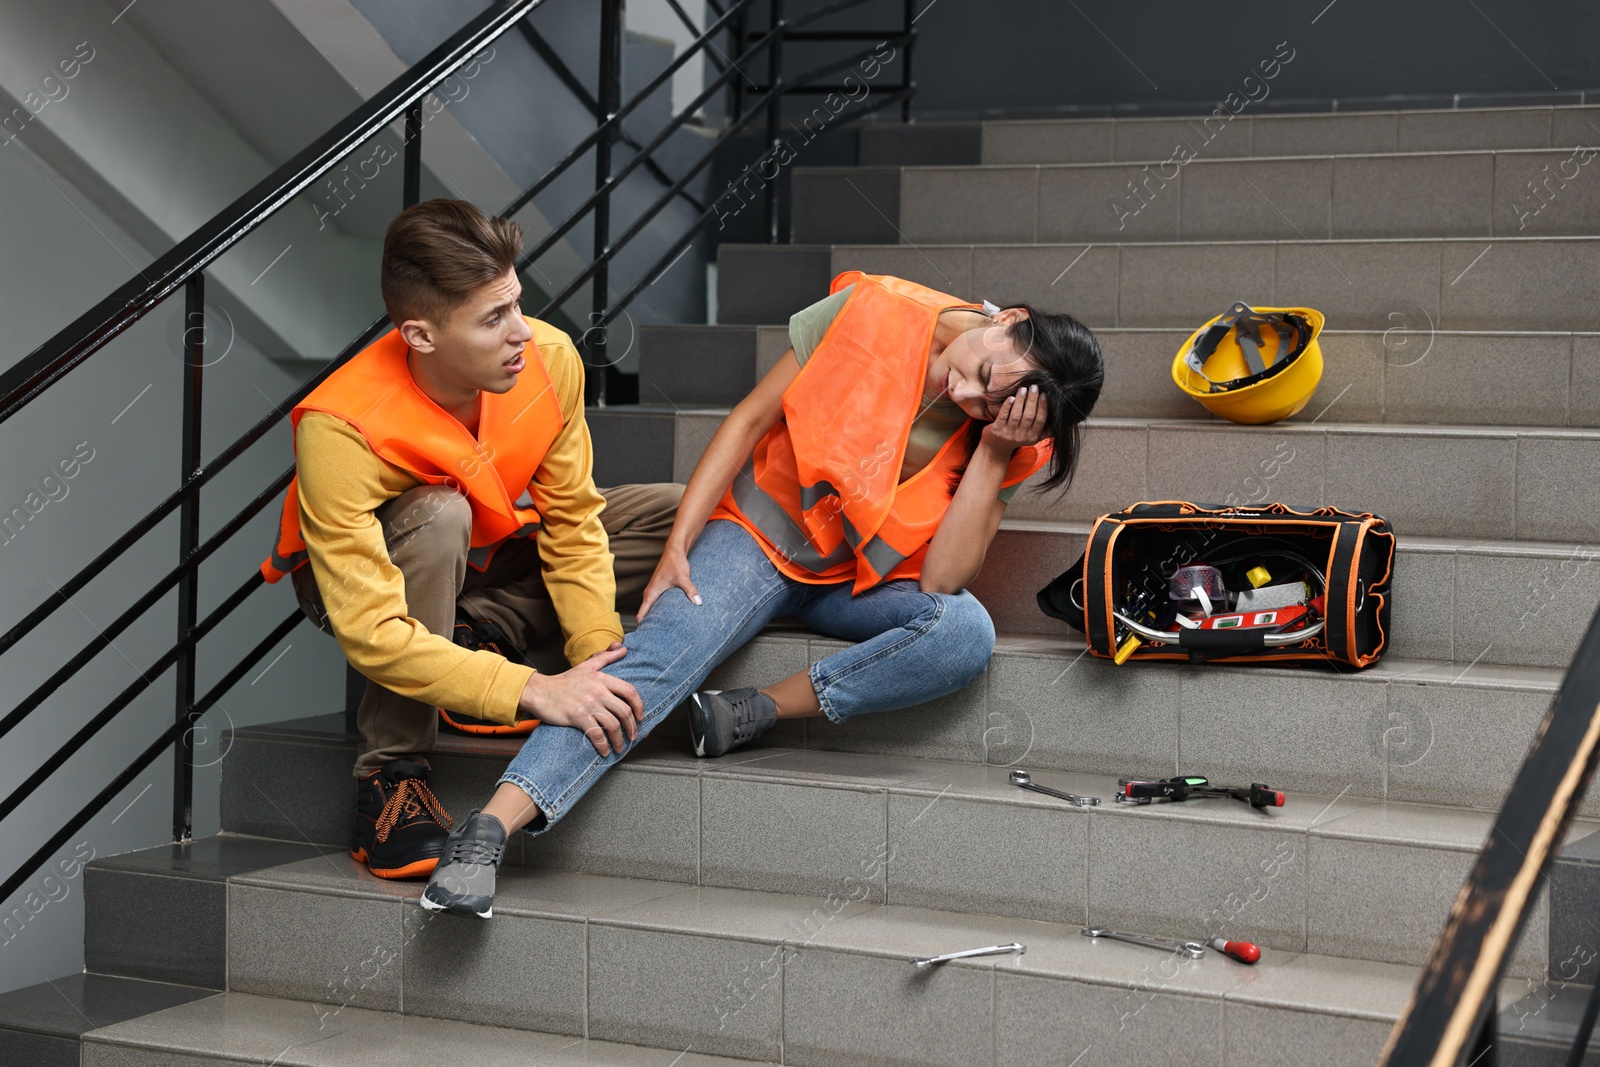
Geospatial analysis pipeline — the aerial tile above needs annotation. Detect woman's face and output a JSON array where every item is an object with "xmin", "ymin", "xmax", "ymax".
[{"xmin": 937, "ymin": 316, "xmax": 1036, "ymax": 421}]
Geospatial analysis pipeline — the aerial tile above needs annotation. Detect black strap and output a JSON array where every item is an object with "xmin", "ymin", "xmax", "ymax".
[{"xmin": 1183, "ymin": 302, "xmax": 1312, "ymax": 393}]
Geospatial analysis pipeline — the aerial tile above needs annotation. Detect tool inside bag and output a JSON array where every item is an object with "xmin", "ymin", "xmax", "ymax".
[{"xmin": 1036, "ymin": 500, "xmax": 1395, "ymax": 669}]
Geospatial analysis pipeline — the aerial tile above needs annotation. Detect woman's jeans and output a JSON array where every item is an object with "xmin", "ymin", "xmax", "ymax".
[{"xmin": 499, "ymin": 519, "xmax": 995, "ymax": 833}]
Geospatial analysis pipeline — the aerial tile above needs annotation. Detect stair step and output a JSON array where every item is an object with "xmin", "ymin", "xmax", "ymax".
[
  {"xmin": 175, "ymin": 861, "xmax": 1485, "ymax": 1065},
  {"xmin": 85, "ymin": 834, "xmax": 334, "ymax": 989},
  {"xmin": 222, "ymin": 620, "xmax": 1578, "ymax": 828},
  {"xmin": 971, "ymin": 105, "xmax": 1600, "ymax": 166},
  {"xmin": 1499, "ymin": 981, "xmax": 1600, "ymax": 1065},
  {"xmin": 219, "ymin": 715, "xmax": 1596, "ymax": 977},
  {"xmin": 0, "ymin": 973, "xmax": 212, "ymax": 1067},
  {"xmin": 224, "ymin": 604, "xmax": 1578, "ymax": 832},
  {"xmin": 714, "ymin": 238, "xmax": 1600, "ymax": 333},
  {"xmin": 638, "ymin": 322, "xmax": 1600, "ymax": 430},
  {"xmin": 82, "ymin": 990, "xmax": 765, "ymax": 1066},
  {"xmin": 601, "ymin": 396, "xmax": 1600, "ymax": 547},
  {"xmin": 793, "ymin": 149, "xmax": 1600, "ymax": 247}
]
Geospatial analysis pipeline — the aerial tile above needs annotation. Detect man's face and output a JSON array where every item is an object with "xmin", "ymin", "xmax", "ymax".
[{"xmin": 407, "ymin": 269, "xmax": 535, "ymax": 395}]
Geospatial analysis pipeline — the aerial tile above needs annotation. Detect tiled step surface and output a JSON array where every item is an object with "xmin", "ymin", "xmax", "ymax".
[
  {"xmin": 0, "ymin": 973, "xmax": 213, "ymax": 1067},
  {"xmin": 222, "ymin": 594, "xmax": 1579, "ymax": 836},
  {"xmin": 192, "ymin": 860, "xmax": 1438, "ymax": 1067},
  {"xmin": 1499, "ymin": 981, "xmax": 1600, "ymax": 1066},
  {"xmin": 82, "ymin": 991, "xmax": 764, "ymax": 1067},
  {"xmin": 599, "ymin": 400, "xmax": 1600, "ymax": 546},
  {"xmin": 714, "ymin": 238, "xmax": 1600, "ymax": 332},
  {"xmin": 793, "ymin": 149, "xmax": 1600, "ymax": 247},
  {"xmin": 85, "ymin": 835, "xmax": 332, "ymax": 989},
  {"xmin": 971, "ymin": 106, "xmax": 1600, "ymax": 165},
  {"xmin": 638, "ymin": 322, "xmax": 1600, "ymax": 429},
  {"xmin": 219, "ymin": 714, "xmax": 1588, "ymax": 977}
]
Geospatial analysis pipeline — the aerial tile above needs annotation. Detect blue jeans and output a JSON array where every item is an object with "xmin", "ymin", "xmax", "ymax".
[{"xmin": 499, "ymin": 519, "xmax": 995, "ymax": 833}]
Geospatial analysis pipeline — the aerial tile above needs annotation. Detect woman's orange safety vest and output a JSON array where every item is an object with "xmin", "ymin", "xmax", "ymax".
[
  {"xmin": 710, "ymin": 272, "xmax": 1051, "ymax": 593},
  {"xmin": 261, "ymin": 321, "xmax": 563, "ymax": 583}
]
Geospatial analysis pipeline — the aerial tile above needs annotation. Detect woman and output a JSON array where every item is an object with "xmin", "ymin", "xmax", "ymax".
[{"xmin": 422, "ymin": 271, "xmax": 1103, "ymax": 917}]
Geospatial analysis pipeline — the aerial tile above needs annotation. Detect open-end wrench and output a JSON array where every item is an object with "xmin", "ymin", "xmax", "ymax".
[
  {"xmin": 909, "ymin": 943, "xmax": 1025, "ymax": 969},
  {"xmin": 1081, "ymin": 928, "xmax": 1205, "ymax": 959},
  {"xmin": 1010, "ymin": 769, "xmax": 1101, "ymax": 807}
]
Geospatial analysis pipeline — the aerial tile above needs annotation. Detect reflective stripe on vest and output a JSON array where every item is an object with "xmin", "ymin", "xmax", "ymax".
[{"xmin": 711, "ymin": 272, "xmax": 1050, "ymax": 592}]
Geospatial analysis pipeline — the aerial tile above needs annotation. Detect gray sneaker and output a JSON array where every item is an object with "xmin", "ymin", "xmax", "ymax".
[
  {"xmin": 419, "ymin": 810, "xmax": 507, "ymax": 919},
  {"xmin": 689, "ymin": 688, "xmax": 778, "ymax": 758}
]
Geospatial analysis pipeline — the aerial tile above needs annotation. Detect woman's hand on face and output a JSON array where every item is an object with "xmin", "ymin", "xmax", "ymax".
[
  {"xmin": 980, "ymin": 384, "xmax": 1048, "ymax": 455},
  {"xmin": 636, "ymin": 546, "xmax": 702, "ymax": 621}
]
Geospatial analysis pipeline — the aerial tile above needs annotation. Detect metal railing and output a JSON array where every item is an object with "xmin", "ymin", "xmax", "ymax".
[
  {"xmin": 0, "ymin": 0, "xmax": 913, "ymax": 907},
  {"xmin": 1379, "ymin": 601, "xmax": 1600, "ymax": 1065}
]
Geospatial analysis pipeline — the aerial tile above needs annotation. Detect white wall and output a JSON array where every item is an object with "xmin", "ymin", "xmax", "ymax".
[{"xmin": 627, "ymin": 0, "xmax": 709, "ymax": 120}]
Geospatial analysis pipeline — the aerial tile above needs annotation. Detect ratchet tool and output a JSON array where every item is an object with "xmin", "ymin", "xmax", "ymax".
[
  {"xmin": 1116, "ymin": 774, "xmax": 1285, "ymax": 810},
  {"xmin": 1009, "ymin": 769, "xmax": 1101, "ymax": 806},
  {"xmin": 910, "ymin": 943, "xmax": 1025, "ymax": 969}
]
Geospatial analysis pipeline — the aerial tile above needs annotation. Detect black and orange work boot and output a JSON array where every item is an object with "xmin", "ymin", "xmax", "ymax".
[
  {"xmin": 351, "ymin": 759, "xmax": 453, "ymax": 879},
  {"xmin": 439, "ymin": 610, "xmax": 537, "ymax": 738}
]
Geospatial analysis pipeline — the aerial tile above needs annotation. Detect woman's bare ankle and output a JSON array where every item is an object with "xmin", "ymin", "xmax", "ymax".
[{"xmin": 483, "ymin": 782, "xmax": 542, "ymax": 834}]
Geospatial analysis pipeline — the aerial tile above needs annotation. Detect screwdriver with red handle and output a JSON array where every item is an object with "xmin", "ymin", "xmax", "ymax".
[{"xmin": 1206, "ymin": 937, "xmax": 1262, "ymax": 964}]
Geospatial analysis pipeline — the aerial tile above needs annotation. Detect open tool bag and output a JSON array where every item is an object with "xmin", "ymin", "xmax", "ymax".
[{"xmin": 1037, "ymin": 501, "xmax": 1395, "ymax": 668}]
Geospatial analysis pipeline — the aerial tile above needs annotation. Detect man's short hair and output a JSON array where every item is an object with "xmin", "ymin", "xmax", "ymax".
[{"xmin": 380, "ymin": 199, "xmax": 524, "ymax": 327}]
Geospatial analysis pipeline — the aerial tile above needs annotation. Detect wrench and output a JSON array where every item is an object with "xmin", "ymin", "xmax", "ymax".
[
  {"xmin": 1010, "ymin": 769, "xmax": 1101, "ymax": 807},
  {"xmin": 1081, "ymin": 928, "xmax": 1205, "ymax": 959},
  {"xmin": 910, "ymin": 943, "xmax": 1025, "ymax": 969}
]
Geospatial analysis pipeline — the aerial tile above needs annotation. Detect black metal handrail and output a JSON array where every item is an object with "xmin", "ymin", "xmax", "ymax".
[
  {"xmin": 1379, "ymin": 601, "xmax": 1600, "ymax": 1065},
  {"xmin": 1, "ymin": 0, "xmax": 914, "ymax": 912}
]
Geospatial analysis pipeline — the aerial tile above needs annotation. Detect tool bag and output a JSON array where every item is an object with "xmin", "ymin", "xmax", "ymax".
[{"xmin": 1036, "ymin": 501, "xmax": 1395, "ymax": 668}]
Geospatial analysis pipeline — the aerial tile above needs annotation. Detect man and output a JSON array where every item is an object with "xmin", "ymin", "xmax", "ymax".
[{"xmin": 261, "ymin": 198, "xmax": 679, "ymax": 879}]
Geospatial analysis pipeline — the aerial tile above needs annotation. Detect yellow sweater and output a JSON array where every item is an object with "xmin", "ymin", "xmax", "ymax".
[{"xmin": 293, "ymin": 325, "xmax": 620, "ymax": 726}]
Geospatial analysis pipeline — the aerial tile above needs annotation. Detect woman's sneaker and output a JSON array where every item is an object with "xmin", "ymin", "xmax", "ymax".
[
  {"xmin": 689, "ymin": 688, "xmax": 778, "ymax": 758},
  {"xmin": 351, "ymin": 759, "xmax": 452, "ymax": 879},
  {"xmin": 420, "ymin": 810, "xmax": 508, "ymax": 919}
]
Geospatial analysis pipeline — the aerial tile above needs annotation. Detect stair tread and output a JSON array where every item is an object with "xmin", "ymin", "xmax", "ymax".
[
  {"xmin": 991, "ymin": 514, "xmax": 1600, "ymax": 557},
  {"xmin": 215, "ymin": 709, "xmax": 1598, "ymax": 852},
  {"xmin": 90, "ymin": 833, "xmax": 334, "ymax": 881},
  {"xmin": 802, "ymin": 143, "xmax": 1600, "ymax": 170},
  {"xmin": 596, "ymin": 402, "xmax": 1600, "ymax": 445},
  {"xmin": 0, "ymin": 973, "xmax": 212, "ymax": 1041},
  {"xmin": 226, "ymin": 853, "xmax": 1433, "ymax": 1014},
  {"xmin": 83, "ymin": 990, "xmax": 765, "ymax": 1066},
  {"xmin": 739, "ymin": 234, "xmax": 1600, "ymax": 249}
]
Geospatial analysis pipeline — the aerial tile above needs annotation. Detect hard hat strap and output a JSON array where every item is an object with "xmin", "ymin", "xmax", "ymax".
[{"xmin": 1184, "ymin": 301, "xmax": 1311, "ymax": 393}]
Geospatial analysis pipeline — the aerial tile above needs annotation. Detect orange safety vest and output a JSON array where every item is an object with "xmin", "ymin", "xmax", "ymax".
[
  {"xmin": 710, "ymin": 272, "xmax": 1051, "ymax": 593},
  {"xmin": 261, "ymin": 319, "xmax": 564, "ymax": 583}
]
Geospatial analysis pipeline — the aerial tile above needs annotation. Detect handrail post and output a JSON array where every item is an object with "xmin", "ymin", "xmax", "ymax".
[
  {"xmin": 589, "ymin": 0, "xmax": 625, "ymax": 404},
  {"xmin": 1469, "ymin": 1010, "xmax": 1497, "ymax": 1067},
  {"xmin": 763, "ymin": 0, "xmax": 786, "ymax": 243},
  {"xmin": 731, "ymin": 4, "xmax": 748, "ymax": 121},
  {"xmin": 404, "ymin": 101, "xmax": 423, "ymax": 207},
  {"xmin": 172, "ymin": 276, "xmax": 204, "ymax": 844},
  {"xmin": 901, "ymin": 0, "xmax": 916, "ymax": 122}
]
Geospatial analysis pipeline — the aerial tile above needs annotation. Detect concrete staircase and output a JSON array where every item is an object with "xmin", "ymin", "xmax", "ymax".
[{"xmin": 8, "ymin": 103, "xmax": 1600, "ymax": 1066}]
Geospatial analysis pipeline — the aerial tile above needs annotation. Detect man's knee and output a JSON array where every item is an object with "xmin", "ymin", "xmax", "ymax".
[
  {"xmin": 600, "ymin": 482, "xmax": 685, "ymax": 535},
  {"xmin": 386, "ymin": 485, "xmax": 471, "ymax": 557}
]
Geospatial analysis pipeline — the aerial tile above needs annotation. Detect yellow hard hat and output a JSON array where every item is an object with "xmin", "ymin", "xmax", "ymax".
[{"xmin": 1172, "ymin": 302, "xmax": 1325, "ymax": 424}]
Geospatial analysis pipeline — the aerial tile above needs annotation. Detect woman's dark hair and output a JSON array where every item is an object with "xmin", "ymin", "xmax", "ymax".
[{"xmin": 955, "ymin": 302, "xmax": 1104, "ymax": 494}]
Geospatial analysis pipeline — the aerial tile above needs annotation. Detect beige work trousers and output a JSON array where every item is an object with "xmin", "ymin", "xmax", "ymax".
[{"xmin": 292, "ymin": 482, "xmax": 683, "ymax": 775}]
